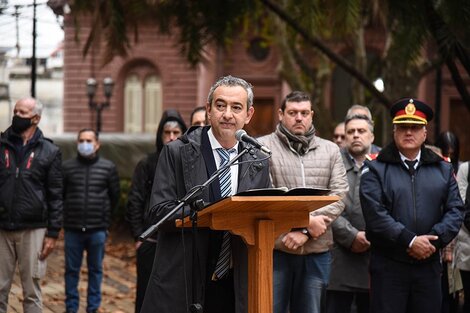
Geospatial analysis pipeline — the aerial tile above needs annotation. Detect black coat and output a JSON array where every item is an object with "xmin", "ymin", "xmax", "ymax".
[
  {"xmin": 141, "ymin": 126, "xmax": 271, "ymax": 313},
  {"xmin": 0, "ymin": 128, "xmax": 63, "ymax": 238},
  {"xmin": 360, "ymin": 142, "xmax": 464, "ymax": 263},
  {"xmin": 126, "ymin": 108, "xmax": 187, "ymax": 240},
  {"xmin": 62, "ymin": 155, "xmax": 120, "ymax": 231},
  {"xmin": 126, "ymin": 151, "xmax": 158, "ymax": 239}
]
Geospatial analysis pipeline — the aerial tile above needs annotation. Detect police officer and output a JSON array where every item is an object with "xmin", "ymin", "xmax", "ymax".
[{"xmin": 359, "ymin": 98, "xmax": 464, "ymax": 313}]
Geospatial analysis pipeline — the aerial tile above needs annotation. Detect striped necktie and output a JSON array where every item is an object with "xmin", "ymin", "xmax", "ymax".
[{"xmin": 213, "ymin": 147, "xmax": 235, "ymax": 280}]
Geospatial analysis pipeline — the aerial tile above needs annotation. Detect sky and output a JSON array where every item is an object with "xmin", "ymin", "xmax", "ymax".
[{"xmin": 0, "ymin": 0, "xmax": 64, "ymax": 58}]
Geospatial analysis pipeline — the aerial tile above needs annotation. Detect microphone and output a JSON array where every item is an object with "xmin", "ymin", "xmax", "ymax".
[{"xmin": 235, "ymin": 129, "xmax": 271, "ymax": 155}]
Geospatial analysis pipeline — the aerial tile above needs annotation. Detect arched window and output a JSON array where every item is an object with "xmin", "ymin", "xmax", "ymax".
[{"xmin": 123, "ymin": 72, "xmax": 162, "ymax": 133}]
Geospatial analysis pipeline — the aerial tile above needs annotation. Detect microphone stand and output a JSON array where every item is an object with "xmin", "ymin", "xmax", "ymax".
[{"xmin": 139, "ymin": 145, "xmax": 252, "ymax": 312}]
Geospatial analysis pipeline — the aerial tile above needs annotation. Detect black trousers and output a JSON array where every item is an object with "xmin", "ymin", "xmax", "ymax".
[
  {"xmin": 441, "ymin": 262, "xmax": 460, "ymax": 313},
  {"xmin": 460, "ymin": 270, "xmax": 470, "ymax": 312},
  {"xmin": 326, "ymin": 290, "xmax": 369, "ymax": 313},
  {"xmin": 204, "ymin": 270, "xmax": 235, "ymax": 313},
  {"xmin": 135, "ymin": 241, "xmax": 156, "ymax": 313},
  {"xmin": 369, "ymin": 253, "xmax": 442, "ymax": 313}
]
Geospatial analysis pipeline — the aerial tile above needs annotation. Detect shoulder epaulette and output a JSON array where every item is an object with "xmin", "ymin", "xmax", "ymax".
[
  {"xmin": 442, "ymin": 156, "xmax": 451, "ymax": 163},
  {"xmin": 365, "ymin": 153, "xmax": 378, "ymax": 161}
]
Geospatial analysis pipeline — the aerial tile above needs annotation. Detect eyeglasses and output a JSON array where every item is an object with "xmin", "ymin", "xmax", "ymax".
[{"xmin": 333, "ymin": 134, "xmax": 345, "ymax": 140}]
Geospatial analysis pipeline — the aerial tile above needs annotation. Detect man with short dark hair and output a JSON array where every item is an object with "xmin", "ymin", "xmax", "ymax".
[
  {"xmin": 345, "ymin": 104, "xmax": 381, "ymax": 153},
  {"xmin": 258, "ymin": 91, "xmax": 348, "ymax": 313},
  {"xmin": 327, "ymin": 114, "xmax": 375, "ymax": 313},
  {"xmin": 360, "ymin": 98, "xmax": 464, "ymax": 313},
  {"xmin": 190, "ymin": 106, "xmax": 207, "ymax": 126},
  {"xmin": 62, "ymin": 128, "xmax": 120, "ymax": 313},
  {"xmin": 0, "ymin": 97, "xmax": 63, "ymax": 313},
  {"xmin": 141, "ymin": 76, "xmax": 271, "ymax": 313}
]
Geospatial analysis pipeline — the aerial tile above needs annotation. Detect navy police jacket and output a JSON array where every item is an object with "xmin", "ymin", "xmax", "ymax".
[{"xmin": 360, "ymin": 142, "xmax": 463, "ymax": 263}]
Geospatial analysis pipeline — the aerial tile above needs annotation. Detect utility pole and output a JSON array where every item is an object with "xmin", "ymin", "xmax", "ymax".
[
  {"xmin": 14, "ymin": 5, "xmax": 20, "ymax": 56},
  {"xmin": 31, "ymin": 0, "xmax": 37, "ymax": 97}
]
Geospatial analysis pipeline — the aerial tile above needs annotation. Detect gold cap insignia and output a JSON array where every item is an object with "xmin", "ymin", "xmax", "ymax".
[{"xmin": 405, "ymin": 101, "xmax": 416, "ymax": 115}]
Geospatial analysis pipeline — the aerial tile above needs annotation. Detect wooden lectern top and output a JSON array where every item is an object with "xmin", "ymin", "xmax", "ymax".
[{"xmin": 178, "ymin": 195, "xmax": 339, "ymax": 246}]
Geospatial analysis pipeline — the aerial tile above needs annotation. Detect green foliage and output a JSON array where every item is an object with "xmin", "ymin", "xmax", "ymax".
[{"xmin": 386, "ymin": 1, "xmax": 428, "ymax": 67}]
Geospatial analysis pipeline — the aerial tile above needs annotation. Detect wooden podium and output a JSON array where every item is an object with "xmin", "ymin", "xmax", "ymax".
[{"xmin": 180, "ymin": 195, "xmax": 339, "ymax": 313}]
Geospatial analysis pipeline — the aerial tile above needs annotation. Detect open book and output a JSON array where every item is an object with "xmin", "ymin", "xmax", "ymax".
[{"xmin": 236, "ymin": 187, "xmax": 330, "ymax": 197}]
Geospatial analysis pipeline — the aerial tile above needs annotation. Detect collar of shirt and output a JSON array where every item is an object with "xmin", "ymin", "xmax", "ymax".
[
  {"xmin": 399, "ymin": 150, "xmax": 421, "ymax": 169},
  {"xmin": 347, "ymin": 152, "xmax": 364, "ymax": 169},
  {"xmin": 207, "ymin": 128, "xmax": 239, "ymax": 195}
]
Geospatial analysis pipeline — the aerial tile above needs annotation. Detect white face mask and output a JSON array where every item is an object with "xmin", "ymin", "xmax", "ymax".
[{"xmin": 77, "ymin": 142, "xmax": 95, "ymax": 157}]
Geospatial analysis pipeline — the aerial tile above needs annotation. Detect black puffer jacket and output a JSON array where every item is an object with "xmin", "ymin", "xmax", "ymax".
[
  {"xmin": 62, "ymin": 154, "xmax": 120, "ymax": 231},
  {"xmin": 0, "ymin": 128, "xmax": 63, "ymax": 238},
  {"xmin": 126, "ymin": 109, "xmax": 187, "ymax": 240}
]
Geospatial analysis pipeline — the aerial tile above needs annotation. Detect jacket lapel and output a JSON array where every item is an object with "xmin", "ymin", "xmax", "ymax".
[
  {"xmin": 237, "ymin": 143, "xmax": 264, "ymax": 193},
  {"xmin": 200, "ymin": 128, "xmax": 221, "ymax": 202}
]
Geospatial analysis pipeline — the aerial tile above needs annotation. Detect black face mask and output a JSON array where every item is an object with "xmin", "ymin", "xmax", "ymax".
[{"xmin": 11, "ymin": 115, "xmax": 33, "ymax": 134}]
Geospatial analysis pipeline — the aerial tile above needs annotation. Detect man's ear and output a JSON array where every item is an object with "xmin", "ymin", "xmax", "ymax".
[
  {"xmin": 278, "ymin": 109, "xmax": 283, "ymax": 122},
  {"xmin": 205, "ymin": 101, "xmax": 211, "ymax": 120},
  {"xmin": 32, "ymin": 115, "xmax": 41, "ymax": 125},
  {"xmin": 245, "ymin": 106, "xmax": 255, "ymax": 125}
]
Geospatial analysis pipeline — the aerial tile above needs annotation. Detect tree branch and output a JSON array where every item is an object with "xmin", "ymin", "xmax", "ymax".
[{"xmin": 260, "ymin": 0, "xmax": 393, "ymax": 108}]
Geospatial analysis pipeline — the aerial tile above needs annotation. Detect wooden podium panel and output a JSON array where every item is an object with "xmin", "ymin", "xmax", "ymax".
[{"xmin": 178, "ymin": 195, "xmax": 339, "ymax": 313}]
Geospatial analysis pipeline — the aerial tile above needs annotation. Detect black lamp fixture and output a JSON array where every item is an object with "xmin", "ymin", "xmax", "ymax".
[{"xmin": 86, "ymin": 77, "xmax": 114, "ymax": 133}]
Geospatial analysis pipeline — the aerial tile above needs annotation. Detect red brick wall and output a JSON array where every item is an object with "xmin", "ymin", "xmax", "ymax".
[{"xmin": 63, "ymin": 16, "xmax": 200, "ymax": 132}]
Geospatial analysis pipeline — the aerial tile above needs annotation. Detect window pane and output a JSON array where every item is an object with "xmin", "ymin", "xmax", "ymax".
[
  {"xmin": 144, "ymin": 75, "xmax": 162, "ymax": 133},
  {"xmin": 124, "ymin": 74, "xmax": 142, "ymax": 133}
]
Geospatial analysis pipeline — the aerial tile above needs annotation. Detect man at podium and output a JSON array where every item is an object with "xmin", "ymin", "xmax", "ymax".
[{"xmin": 140, "ymin": 76, "xmax": 271, "ymax": 313}]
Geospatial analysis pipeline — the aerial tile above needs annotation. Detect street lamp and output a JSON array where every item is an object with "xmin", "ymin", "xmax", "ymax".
[{"xmin": 86, "ymin": 77, "xmax": 114, "ymax": 133}]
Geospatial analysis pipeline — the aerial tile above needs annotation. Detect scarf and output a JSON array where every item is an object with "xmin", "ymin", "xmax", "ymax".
[{"xmin": 277, "ymin": 123, "xmax": 316, "ymax": 155}]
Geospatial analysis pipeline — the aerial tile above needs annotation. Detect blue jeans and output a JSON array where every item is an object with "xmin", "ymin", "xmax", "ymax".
[
  {"xmin": 273, "ymin": 250, "xmax": 331, "ymax": 313},
  {"xmin": 64, "ymin": 230, "xmax": 107, "ymax": 313}
]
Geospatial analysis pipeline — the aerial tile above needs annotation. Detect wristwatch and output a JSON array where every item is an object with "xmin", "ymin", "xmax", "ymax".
[{"xmin": 293, "ymin": 228, "xmax": 312, "ymax": 239}]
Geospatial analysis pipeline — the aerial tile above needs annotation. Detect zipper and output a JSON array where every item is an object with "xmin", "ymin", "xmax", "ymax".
[
  {"xmin": 82, "ymin": 164, "xmax": 90, "ymax": 231},
  {"xmin": 4, "ymin": 149, "xmax": 10, "ymax": 168},
  {"xmin": 26, "ymin": 151, "xmax": 35, "ymax": 169},
  {"xmin": 411, "ymin": 172, "xmax": 417, "ymax": 231},
  {"xmin": 300, "ymin": 155, "xmax": 306, "ymax": 187}
]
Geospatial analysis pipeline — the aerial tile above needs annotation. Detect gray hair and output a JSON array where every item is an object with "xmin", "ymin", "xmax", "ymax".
[
  {"xmin": 163, "ymin": 120, "xmax": 182, "ymax": 130},
  {"xmin": 344, "ymin": 114, "xmax": 374, "ymax": 133},
  {"xmin": 32, "ymin": 99, "xmax": 43, "ymax": 116},
  {"xmin": 17, "ymin": 97, "xmax": 43, "ymax": 116},
  {"xmin": 346, "ymin": 104, "xmax": 372, "ymax": 120},
  {"xmin": 207, "ymin": 75, "xmax": 254, "ymax": 109}
]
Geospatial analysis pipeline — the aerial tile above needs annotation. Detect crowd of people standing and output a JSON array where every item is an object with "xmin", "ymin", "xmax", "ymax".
[{"xmin": 0, "ymin": 75, "xmax": 468, "ymax": 313}]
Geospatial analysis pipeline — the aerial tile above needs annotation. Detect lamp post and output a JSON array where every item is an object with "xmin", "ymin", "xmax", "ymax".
[{"xmin": 86, "ymin": 77, "xmax": 114, "ymax": 133}]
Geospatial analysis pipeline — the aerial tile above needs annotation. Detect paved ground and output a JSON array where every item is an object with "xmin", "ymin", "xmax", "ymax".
[{"xmin": 7, "ymin": 232, "xmax": 137, "ymax": 313}]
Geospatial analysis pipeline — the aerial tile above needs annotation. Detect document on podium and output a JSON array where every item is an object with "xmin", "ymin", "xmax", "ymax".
[{"xmin": 235, "ymin": 187, "xmax": 330, "ymax": 197}]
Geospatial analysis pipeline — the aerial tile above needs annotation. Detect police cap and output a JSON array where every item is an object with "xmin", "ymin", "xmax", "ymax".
[{"xmin": 390, "ymin": 98, "xmax": 434, "ymax": 125}]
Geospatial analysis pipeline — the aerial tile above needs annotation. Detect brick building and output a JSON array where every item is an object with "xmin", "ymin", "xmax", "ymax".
[{"xmin": 62, "ymin": 15, "xmax": 469, "ymax": 158}]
